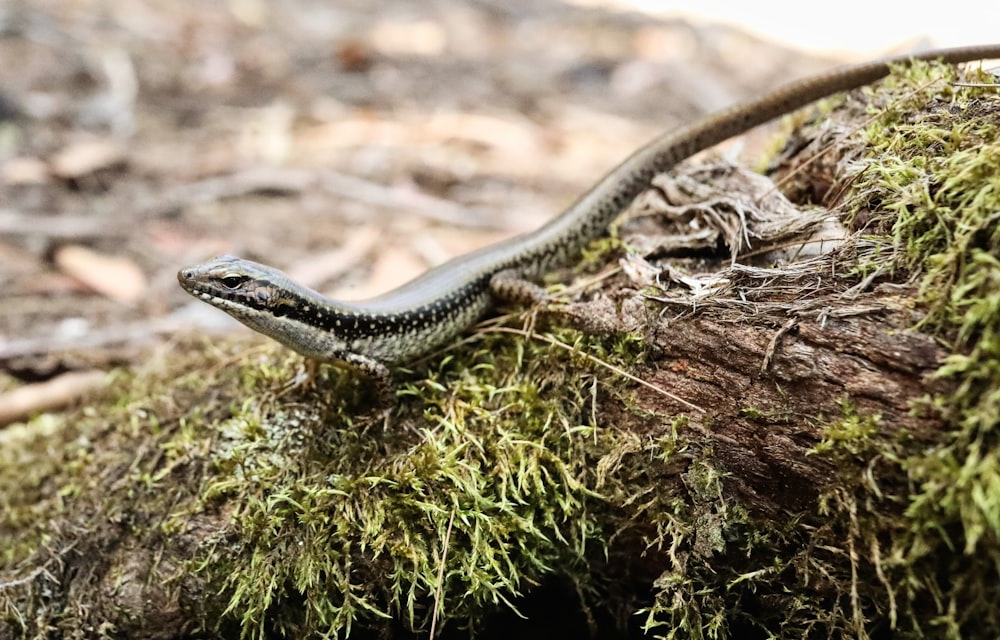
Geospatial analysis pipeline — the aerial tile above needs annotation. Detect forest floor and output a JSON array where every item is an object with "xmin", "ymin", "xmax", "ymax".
[{"xmin": 0, "ymin": 0, "xmax": 845, "ymax": 411}]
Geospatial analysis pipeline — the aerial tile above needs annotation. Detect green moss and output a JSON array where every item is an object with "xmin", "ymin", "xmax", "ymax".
[
  {"xmin": 186, "ymin": 326, "xmax": 660, "ymax": 638},
  {"xmin": 849, "ymin": 57, "xmax": 1000, "ymax": 533},
  {"xmin": 3, "ymin": 312, "xmax": 679, "ymax": 639},
  {"xmin": 809, "ymin": 397, "xmax": 881, "ymax": 456},
  {"xmin": 817, "ymin": 60, "xmax": 1000, "ymax": 636},
  {"xmin": 634, "ymin": 60, "xmax": 1000, "ymax": 639},
  {"xmin": 574, "ymin": 230, "xmax": 626, "ymax": 280},
  {"xmin": 738, "ymin": 406, "xmax": 766, "ymax": 420},
  {"xmin": 0, "ymin": 342, "xmax": 246, "ymax": 636}
]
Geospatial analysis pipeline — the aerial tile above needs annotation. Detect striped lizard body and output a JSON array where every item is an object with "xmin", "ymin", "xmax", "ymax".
[{"xmin": 178, "ymin": 44, "xmax": 1000, "ymax": 396}]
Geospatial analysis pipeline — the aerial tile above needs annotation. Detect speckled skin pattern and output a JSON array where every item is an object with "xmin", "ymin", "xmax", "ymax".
[{"xmin": 178, "ymin": 45, "xmax": 1000, "ymax": 385}]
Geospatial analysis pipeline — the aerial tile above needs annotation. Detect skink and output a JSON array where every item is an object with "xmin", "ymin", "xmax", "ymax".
[{"xmin": 178, "ymin": 44, "xmax": 1000, "ymax": 395}]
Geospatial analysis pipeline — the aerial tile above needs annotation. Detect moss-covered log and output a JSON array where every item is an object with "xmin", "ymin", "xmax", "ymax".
[{"xmin": 2, "ymin": 61, "xmax": 999, "ymax": 640}]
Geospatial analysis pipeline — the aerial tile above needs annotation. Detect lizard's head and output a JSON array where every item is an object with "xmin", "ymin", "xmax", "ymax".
[
  {"xmin": 178, "ymin": 255, "xmax": 299, "ymax": 323},
  {"xmin": 179, "ymin": 255, "xmax": 404, "ymax": 391},
  {"xmin": 177, "ymin": 255, "xmax": 363, "ymax": 362}
]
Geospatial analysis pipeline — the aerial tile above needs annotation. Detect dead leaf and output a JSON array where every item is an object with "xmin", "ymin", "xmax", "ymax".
[
  {"xmin": 2, "ymin": 157, "xmax": 49, "ymax": 185},
  {"xmin": 0, "ymin": 370, "xmax": 108, "ymax": 427},
  {"xmin": 49, "ymin": 138, "xmax": 126, "ymax": 179},
  {"xmin": 0, "ymin": 370, "xmax": 108, "ymax": 426},
  {"xmin": 53, "ymin": 245, "xmax": 147, "ymax": 304}
]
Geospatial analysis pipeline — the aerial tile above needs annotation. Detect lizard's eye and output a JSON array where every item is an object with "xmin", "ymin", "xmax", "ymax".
[{"xmin": 220, "ymin": 274, "xmax": 248, "ymax": 289}]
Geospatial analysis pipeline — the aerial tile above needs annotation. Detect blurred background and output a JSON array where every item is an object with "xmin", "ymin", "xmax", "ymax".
[
  {"xmin": 573, "ymin": 0, "xmax": 997, "ymax": 54},
  {"xmin": 0, "ymin": 0, "xmax": 992, "ymax": 413}
]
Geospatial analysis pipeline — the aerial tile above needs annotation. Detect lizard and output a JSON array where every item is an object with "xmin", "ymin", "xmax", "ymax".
[{"xmin": 178, "ymin": 44, "xmax": 1000, "ymax": 402}]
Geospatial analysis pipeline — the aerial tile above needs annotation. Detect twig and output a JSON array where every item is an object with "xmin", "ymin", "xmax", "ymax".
[
  {"xmin": 138, "ymin": 167, "xmax": 314, "ymax": 217},
  {"xmin": 318, "ymin": 170, "xmax": 500, "ymax": 229},
  {"xmin": 0, "ymin": 209, "xmax": 126, "ymax": 239},
  {"xmin": 0, "ymin": 369, "xmax": 108, "ymax": 426},
  {"xmin": 0, "ymin": 316, "xmax": 185, "ymax": 361},
  {"xmin": 0, "ymin": 566, "xmax": 45, "ymax": 591},
  {"xmin": 138, "ymin": 166, "xmax": 501, "ymax": 229},
  {"xmin": 760, "ymin": 317, "xmax": 799, "ymax": 374}
]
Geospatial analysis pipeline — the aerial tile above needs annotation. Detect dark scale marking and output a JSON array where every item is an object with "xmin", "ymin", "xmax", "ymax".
[{"xmin": 177, "ymin": 45, "xmax": 1000, "ymax": 390}]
